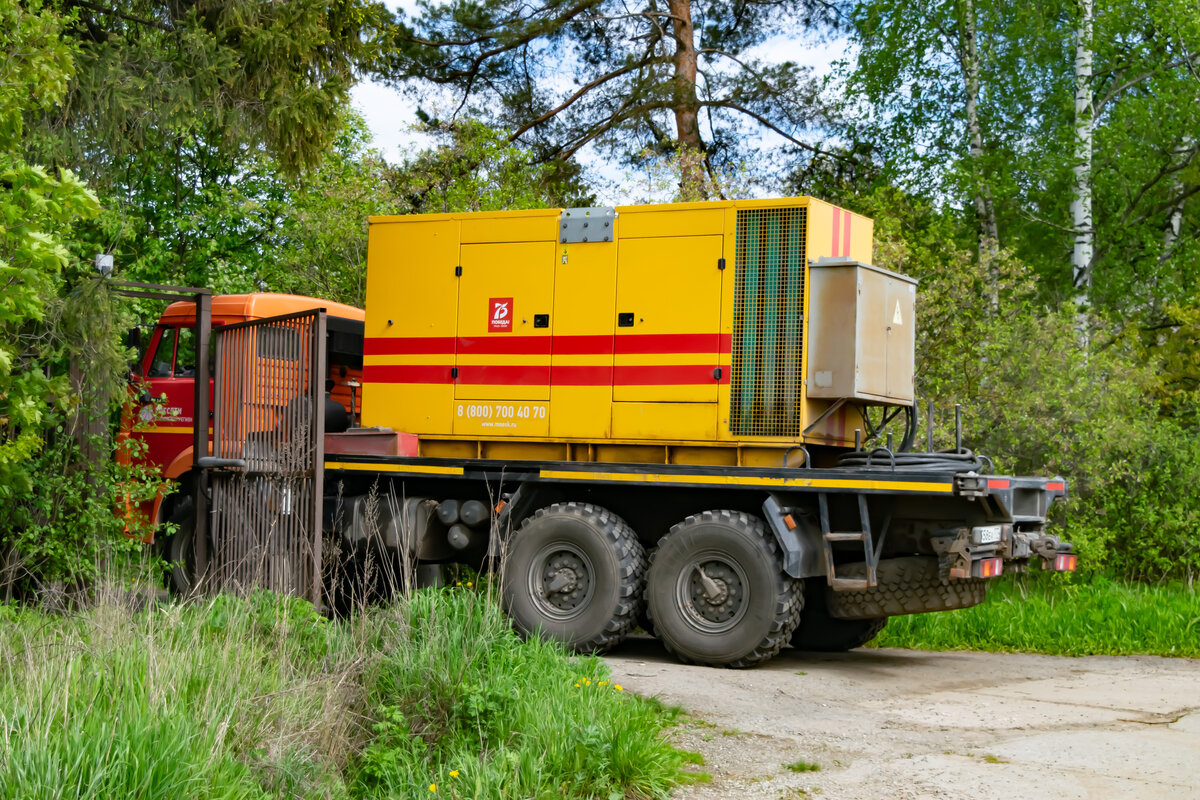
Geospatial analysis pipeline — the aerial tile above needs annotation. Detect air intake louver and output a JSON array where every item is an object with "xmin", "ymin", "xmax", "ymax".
[{"xmin": 730, "ymin": 207, "xmax": 807, "ymax": 436}]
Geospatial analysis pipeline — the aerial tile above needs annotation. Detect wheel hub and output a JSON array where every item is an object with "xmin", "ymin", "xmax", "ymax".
[
  {"xmin": 676, "ymin": 554, "xmax": 748, "ymax": 632},
  {"xmin": 530, "ymin": 546, "xmax": 594, "ymax": 619}
]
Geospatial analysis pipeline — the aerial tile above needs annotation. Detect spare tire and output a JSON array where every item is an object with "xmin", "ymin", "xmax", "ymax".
[{"xmin": 826, "ymin": 556, "xmax": 987, "ymax": 620}]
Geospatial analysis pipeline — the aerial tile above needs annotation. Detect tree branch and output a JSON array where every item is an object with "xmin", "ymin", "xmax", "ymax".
[
  {"xmin": 508, "ymin": 52, "xmax": 669, "ymax": 142},
  {"xmin": 67, "ymin": 0, "xmax": 174, "ymax": 32},
  {"xmin": 1095, "ymin": 57, "xmax": 1194, "ymax": 115},
  {"xmin": 556, "ymin": 100, "xmax": 675, "ymax": 161},
  {"xmin": 708, "ymin": 100, "xmax": 854, "ymax": 160}
]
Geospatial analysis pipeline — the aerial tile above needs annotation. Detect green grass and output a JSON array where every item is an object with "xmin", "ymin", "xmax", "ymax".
[
  {"xmin": 354, "ymin": 590, "xmax": 692, "ymax": 799},
  {"xmin": 0, "ymin": 588, "xmax": 690, "ymax": 800},
  {"xmin": 783, "ymin": 760, "xmax": 821, "ymax": 773},
  {"xmin": 873, "ymin": 574, "xmax": 1200, "ymax": 657}
]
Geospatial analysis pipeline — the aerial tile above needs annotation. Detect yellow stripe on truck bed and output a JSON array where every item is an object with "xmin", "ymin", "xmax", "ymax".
[
  {"xmin": 538, "ymin": 469, "xmax": 953, "ymax": 493},
  {"xmin": 326, "ymin": 462, "xmax": 465, "ymax": 476}
]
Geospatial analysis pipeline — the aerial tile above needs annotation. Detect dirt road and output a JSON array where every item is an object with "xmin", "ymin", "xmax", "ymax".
[{"xmin": 604, "ymin": 636, "xmax": 1200, "ymax": 799}]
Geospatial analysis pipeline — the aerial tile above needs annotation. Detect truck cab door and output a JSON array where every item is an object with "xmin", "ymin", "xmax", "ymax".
[{"xmin": 132, "ymin": 324, "xmax": 199, "ymax": 473}]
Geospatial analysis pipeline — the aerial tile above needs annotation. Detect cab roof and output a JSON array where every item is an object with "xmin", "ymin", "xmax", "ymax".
[{"xmin": 159, "ymin": 293, "xmax": 364, "ymax": 323}]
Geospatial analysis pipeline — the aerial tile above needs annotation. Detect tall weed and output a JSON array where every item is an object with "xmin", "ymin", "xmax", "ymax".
[{"xmin": 0, "ymin": 587, "xmax": 687, "ymax": 800}]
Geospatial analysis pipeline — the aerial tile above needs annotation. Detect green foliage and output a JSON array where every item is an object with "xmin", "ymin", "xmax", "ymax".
[
  {"xmin": 0, "ymin": 429, "xmax": 148, "ymax": 595},
  {"xmin": 354, "ymin": 588, "xmax": 690, "ymax": 799},
  {"xmin": 23, "ymin": 0, "xmax": 388, "ymax": 292},
  {"xmin": 862, "ymin": 188, "xmax": 1200, "ymax": 581},
  {"xmin": 1148, "ymin": 300, "xmax": 1200, "ymax": 413},
  {"xmin": 257, "ymin": 118, "xmax": 391, "ymax": 307},
  {"xmin": 41, "ymin": 0, "xmax": 387, "ymax": 176},
  {"xmin": 0, "ymin": 589, "xmax": 688, "ymax": 800},
  {"xmin": 258, "ymin": 116, "xmax": 589, "ymax": 308},
  {"xmin": 0, "ymin": 0, "xmax": 101, "ymax": 499},
  {"xmin": 842, "ymin": 0, "xmax": 1200, "ymax": 311},
  {"xmin": 388, "ymin": 119, "xmax": 586, "ymax": 215},
  {"xmin": 873, "ymin": 573, "xmax": 1200, "ymax": 657},
  {"xmin": 0, "ymin": 0, "xmax": 75, "ymax": 149}
]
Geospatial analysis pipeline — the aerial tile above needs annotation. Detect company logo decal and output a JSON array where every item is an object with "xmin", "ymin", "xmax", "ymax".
[{"xmin": 489, "ymin": 298, "xmax": 513, "ymax": 332}]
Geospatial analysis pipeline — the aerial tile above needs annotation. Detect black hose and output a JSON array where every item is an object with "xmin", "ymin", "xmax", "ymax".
[
  {"xmin": 833, "ymin": 447, "xmax": 990, "ymax": 473},
  {"xmin": 899, "ymin": 403, "xmax": 916, "ymax": 452},
  {"xmin": 859, "ymin": 404, "xmax": 917, "ymax": 453}
]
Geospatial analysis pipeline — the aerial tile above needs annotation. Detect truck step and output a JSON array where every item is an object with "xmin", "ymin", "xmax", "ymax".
[
  {"xmin": 824, "ymin": 531, "xmax": 868, "ymax": 542},
  {"xmin": 830, "ymin": 577, "xmax": 873, "ymax": 591}
]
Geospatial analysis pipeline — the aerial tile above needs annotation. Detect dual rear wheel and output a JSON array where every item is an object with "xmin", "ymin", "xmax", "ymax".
[{"xmin": 501, "ymin": 505, "xmax": 805, "ymax": 667}]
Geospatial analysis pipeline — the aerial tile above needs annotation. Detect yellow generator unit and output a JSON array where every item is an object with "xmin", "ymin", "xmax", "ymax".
[{"xmin": 362, "ymin": 198, "xmax": 916, "ymax": 466}]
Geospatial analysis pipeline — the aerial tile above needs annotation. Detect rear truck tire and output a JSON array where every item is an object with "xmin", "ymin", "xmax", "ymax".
[
  {"xmin": 790, "ymin": 587, "xmax": 887, "ymax": 651},
  {"xmin": 501, "ymin": 502, "xmax": 646, "ymax": 653},
  {"xmin": 825, "ymin": 556, "xmax": 988, "ymax": 620},
  {"xmin": 646, "ymin": 510, "xmax": 802, "ymax": 668}
]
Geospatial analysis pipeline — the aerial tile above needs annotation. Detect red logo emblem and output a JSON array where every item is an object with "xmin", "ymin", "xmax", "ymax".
[{"xmin": 489, "ymin": 298, "xmax": 513, "ymax": 332}]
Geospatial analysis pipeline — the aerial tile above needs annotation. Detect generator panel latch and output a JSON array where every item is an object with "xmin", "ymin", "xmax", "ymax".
[{"xmin": 560, "ymin": 207, "xmax": 616, "ymax": 244}]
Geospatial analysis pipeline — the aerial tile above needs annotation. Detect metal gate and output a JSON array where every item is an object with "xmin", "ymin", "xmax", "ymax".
[{"xmin": 199, "ymin": 309, "xmax": 326, "ymax": 605}]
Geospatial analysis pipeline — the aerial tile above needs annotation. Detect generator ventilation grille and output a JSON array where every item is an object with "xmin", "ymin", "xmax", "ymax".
[{"xmin": 730, "ymin": 207, "xmax": 807, "ymax": 437}]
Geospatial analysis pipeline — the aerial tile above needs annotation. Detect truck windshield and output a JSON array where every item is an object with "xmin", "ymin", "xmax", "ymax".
[{"xmin": 147, "ymin": 327, "xmax": 177, "ymax": 377}]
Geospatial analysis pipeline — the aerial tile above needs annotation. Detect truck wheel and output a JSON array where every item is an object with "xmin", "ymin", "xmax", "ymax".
[
  {"xmin": 646, "ymin": 510, "xmax": 802, "ymax": 668},
  {"xmin": 501, "ymin": 502, "xmax": 646, "ymax": 653},
  {"xmin": 790, "ymin": 588, "xmax": 887, "ymax": 651},
  {"xmin": 165, "ymin": 500, "xmax": 195, "ymax": 596},
  {"xmin": 825, "ymin": 556, "xmax": 987, "ymax": 620}
]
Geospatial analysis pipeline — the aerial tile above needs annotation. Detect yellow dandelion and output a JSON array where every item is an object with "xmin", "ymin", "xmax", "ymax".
[
  {"xmin": 429, "ymin": 784, "xmax": 437, "ymax": 792},
  {"xmin": 614, "ymin": 684, "xmax": 624, "ymax": 691},
  {"xmin": 574, "ymin": 682, "xmax": 580, "ymax": 688},
  {"xmin": 599, "ymin": 680, "xmax": 607, "ymax": 686},
  {"xmin": 456, "ymin": 582, "xmax": 461, "ymax": 586},
  {"xmin": 449, "ymin": 770, "xmax": 459, "ymax": 778},
  {"xmin": 467, "ymin": 581, "xmax": 473, "ymax": 587}
]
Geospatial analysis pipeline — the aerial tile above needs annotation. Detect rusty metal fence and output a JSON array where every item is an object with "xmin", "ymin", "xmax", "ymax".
[{"xmin": 200, "ymin": 309, "xmax": 326, "ymax": 605}]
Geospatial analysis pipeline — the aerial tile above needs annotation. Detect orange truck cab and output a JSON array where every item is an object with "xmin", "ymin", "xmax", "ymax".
[{"xmin": 128, "ymin": 293, "xmax": 365, "ymax": 537}]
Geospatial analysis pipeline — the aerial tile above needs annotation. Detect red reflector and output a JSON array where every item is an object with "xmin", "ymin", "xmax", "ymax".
[
  {"xmin": 494, "ymin": 500, "xmax": 507, "ymax": 514},
  {"xmin": 1045, "ymin": 481, "xmax": 1066, "ymax": 491},
  {"xmin": 1054, "ymin": 554, "xmax": 1077, "ymax": 572},
  {"xmin": 987, "ymin": 479, "xmax": 1010, "ymax": 490},
  {"xmin": 783, "ymin": 514, "xmax": 797, "ymax": 531}
]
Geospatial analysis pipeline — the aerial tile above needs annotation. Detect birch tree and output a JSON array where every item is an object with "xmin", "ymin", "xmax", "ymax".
[
  {"xmin": 844, "ymin": 0, "xmax": 1053, "ymax": 280},
  {"xmin": 1070, "ymin": 0, "xmax": 1094, "ymax": 322},
  {"xmin": 845, "ymin": 0, "xmax": 1200, "ymax": 316}
]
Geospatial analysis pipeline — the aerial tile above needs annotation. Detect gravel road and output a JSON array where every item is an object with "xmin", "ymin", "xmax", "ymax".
[{"xmin": 604, "ymin": 635, "xmax": 1200, "ymax": 800}]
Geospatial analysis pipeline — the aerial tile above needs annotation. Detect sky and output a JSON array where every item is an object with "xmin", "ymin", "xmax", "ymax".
[{"xmin": 349, "ymin": 3, "xmax": 850, "ymax": 203}]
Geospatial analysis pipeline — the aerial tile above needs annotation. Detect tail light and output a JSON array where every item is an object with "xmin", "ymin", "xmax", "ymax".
[
  {"xmin": 1053, "ymin": 553, "xmax": 1077, "ymax": 572},
  {"xmin": 972, "ymin": 557, "xmax": 1004, "ymax": 578}
]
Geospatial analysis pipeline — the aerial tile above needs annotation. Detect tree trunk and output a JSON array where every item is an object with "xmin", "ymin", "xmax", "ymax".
[
  {"xmin": 1160, "ymin": 140, "xmax": 1191, "ymax": 268},
  {"xmin": 961, "ymin": 0, "xmax": 999, "ymax": 264},
  {"xmin": 667, "ymin": 0, "xmax": 709, "ymax": 198},
  {"xmin": 1071, "ymin": 0, "xmax": 1095, "ymax": 334}
]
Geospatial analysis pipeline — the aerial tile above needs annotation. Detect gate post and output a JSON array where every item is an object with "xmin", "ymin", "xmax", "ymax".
[
  {"xmin": 192, "ymin": 291, "xmax": 212, "ymax": 586},
  {"xmin": 311, "ymin": 310, "xmax": 327, "ymax": 608}
]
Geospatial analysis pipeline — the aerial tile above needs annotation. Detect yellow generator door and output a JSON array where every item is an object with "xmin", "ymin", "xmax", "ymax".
[
  {"xmin": 455, "ymin": 240, "xmax": 556, "ymax": 402},
  {"xmin": 613, "ymin": 235, "xmax": 724, "ymax": 402}
]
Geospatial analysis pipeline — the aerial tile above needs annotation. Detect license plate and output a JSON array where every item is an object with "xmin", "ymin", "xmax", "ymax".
[{"xmin": 974, "ymin": 525, "xmax": 1002, "ymax": 545}]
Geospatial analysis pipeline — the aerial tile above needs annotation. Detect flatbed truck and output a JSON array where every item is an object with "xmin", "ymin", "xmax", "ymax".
[{"xmin": 138, "ymin": 197, "xmax": 1075, "ymax": 668}]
